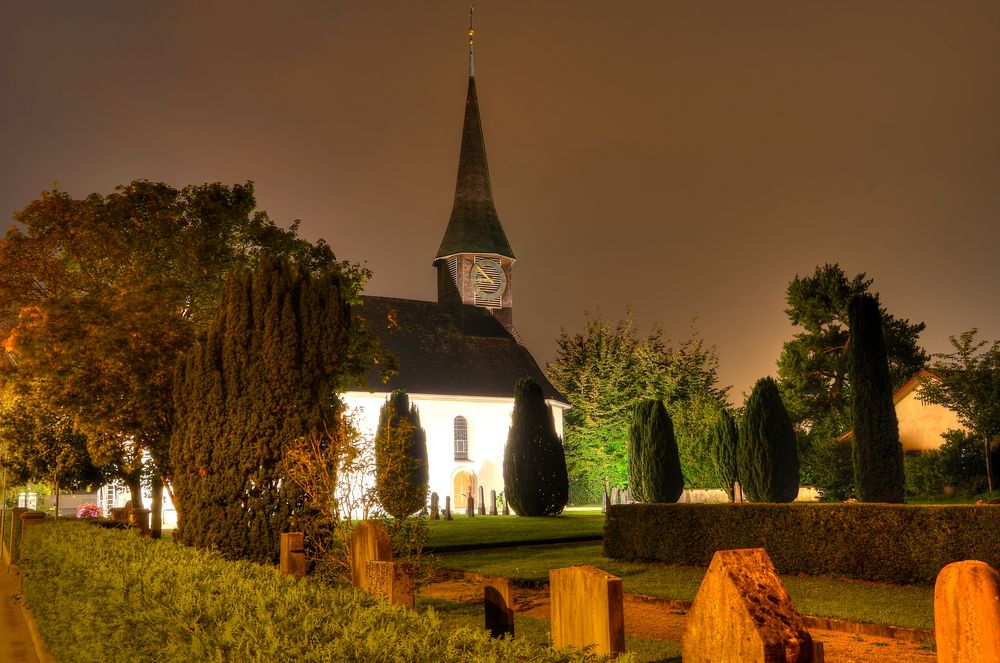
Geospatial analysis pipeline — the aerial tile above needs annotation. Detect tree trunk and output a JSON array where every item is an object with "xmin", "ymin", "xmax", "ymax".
[
  {"xmin": 986, "ymin": 436, "xmax": 994, "ymax": 495},
  {"xmin": 126, "ymin": 473, "xmax": 144, "ymax": 510},
  {"xmin": 151, "ymin": 475, "xmax": 163, "ymax": 539},
  {"xmin": 53, "ymin": 474, "xmax": 60, "ymax": 519}
]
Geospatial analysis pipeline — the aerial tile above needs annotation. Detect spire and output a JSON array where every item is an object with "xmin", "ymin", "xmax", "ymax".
[
  {"xmin": 468, "ymin": 5, "xmax": 475, "ymax": 77},
  {"xmin": 435, "ymin": 10, "xmax": 515, "ymax": 261}
]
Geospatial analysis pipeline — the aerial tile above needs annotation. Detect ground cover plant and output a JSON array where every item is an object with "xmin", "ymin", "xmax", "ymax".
[
  {"xmin": 436, "ymin": 542, "xmax": 934, "ymax": 631},
  {"xmin": 427, "ymin": 511, "xmax": 603, "ymax": 550},
  {"xmin": 20, "ymin": 521, "xmax": 611, "ymax": 662}
]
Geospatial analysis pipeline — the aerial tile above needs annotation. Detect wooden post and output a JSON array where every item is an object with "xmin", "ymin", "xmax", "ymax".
[{"xmin": 280, "ymin": 532, "xmax": 307, "ymax": 577}]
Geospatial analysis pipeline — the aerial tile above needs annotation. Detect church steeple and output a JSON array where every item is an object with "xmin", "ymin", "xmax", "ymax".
[{"xmin": 435, "ymin": 10, "xmax": 516, "ymax": 330}]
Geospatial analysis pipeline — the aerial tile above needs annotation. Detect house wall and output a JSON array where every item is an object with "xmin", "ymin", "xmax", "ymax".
[
  {"xmin": 344, "ymin": 391, "xmax": 567, "ymax": 509},
  {"xmin": 895, "ymin": 388, "xmax": 967, "ymax": 452}
]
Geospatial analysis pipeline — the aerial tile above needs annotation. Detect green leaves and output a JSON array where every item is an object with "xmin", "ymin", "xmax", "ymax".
[{"xmin": 375, "ymin": 390, "xmax": 429, "ymax": 520}]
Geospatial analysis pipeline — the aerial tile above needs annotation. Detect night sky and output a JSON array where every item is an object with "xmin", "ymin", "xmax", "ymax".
[{"xmin": 4, "ymin": 1, "xmax": 999, "ymax": 401}]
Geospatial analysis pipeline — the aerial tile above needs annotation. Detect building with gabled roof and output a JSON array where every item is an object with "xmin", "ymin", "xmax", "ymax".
[{"xmin": 344, "ymin": 17, "xmax": 568, "ymax": 511}]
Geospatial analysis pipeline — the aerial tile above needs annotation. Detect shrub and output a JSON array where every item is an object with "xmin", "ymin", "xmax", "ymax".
[
  {"xmin": 848, "ymin": 294, "xmax": 905, "ymax": 502},
  {"xmin": 627, "ymin": 400, "xmax": 683, "ymax": 503},
  {"xmin": 604, "ymin": 502, "xmax": 1000, "ymax": 584},
  {"xmin": 503, "ymin": 378, "xmax": 569, "ymax": 516},
  {"xmin": 76, "ymin": 503, "xmax": 103, "ymax": 519},
  {"xmin": 21, "ymin": 521, "xmax": 603, "ymax": 662},
  {"xmin": 904, "ymin": 430, "xmax": 988, "ymax": 498},
  {"xmin": 375, "ymin": 390, "xmax": 429, "ymax": 519},
  {"xmin": 708, "ymin": 409, "xmax": 740, "ymax": 501},
  {"xmin": 738, "ymin": 377, "xmax": 799, "ymax": 502}
]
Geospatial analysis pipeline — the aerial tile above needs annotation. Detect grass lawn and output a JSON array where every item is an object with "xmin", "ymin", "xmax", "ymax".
[
  {"xmin": 417, "ymin": 596, "xmax": 681, "ymax": 663},
  {"xmin": 426, "ymin": 510, "xmax": 604, "ymax": 549},
  {"xmin": 435, "ymin": 542, "xmax": 935, "ymax": 631}
]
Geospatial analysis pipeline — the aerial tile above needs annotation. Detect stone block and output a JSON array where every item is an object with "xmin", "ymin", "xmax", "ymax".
[
  {"xmin": 280, "ymin": 532, "xmax": 306, "ymax": 577},
  {"xmin": 550, "ymin": 564, "xmax": 625, "ymax": 657},
  {"xmin": 350, "ymin": 520, "xmax": 392, "ymax": 591},
  {"xmin": 935, "ymin": 560, "xmax": 1000, "ymax": 663},
  {"xmin": 485, "ymin": 576, "xmax": 515, "ymax": 638},
  {"xmin": 367, "ymin": 560, "xmax": 415, "ymax": 609},
  {"xmin": 682, "ymin": 548, "xmax": 814, "ymax": 663}
]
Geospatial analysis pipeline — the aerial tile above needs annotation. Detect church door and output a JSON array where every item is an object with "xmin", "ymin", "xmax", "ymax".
[{"xmin": 452, "ymin": 470, "xmax": 476, "ymax": 508}]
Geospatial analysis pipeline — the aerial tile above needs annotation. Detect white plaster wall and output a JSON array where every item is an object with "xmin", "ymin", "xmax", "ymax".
[
  {"xmin": 895, "ymin": 388, "xmax": 967, "ymax": 452},
  {"xmin": 344, "ymin": 391, "xmax": 568, "ymax": 508}
]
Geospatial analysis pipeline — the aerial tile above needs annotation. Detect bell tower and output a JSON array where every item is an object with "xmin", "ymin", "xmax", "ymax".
[{"xmin": 434, "ymin": 8, "xmax": 515, "ymax": 330}]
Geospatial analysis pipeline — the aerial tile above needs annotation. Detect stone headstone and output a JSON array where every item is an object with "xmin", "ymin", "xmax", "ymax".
[
  {"xmin": 130, "ymin": 508, "xmax": 151, "ymax": 535},
  {"xmin": 502, "ymin": 495, "xmax": 509, "ymax": 516},
  {"xmin": 280, "ymin": 532, "xmax": 306, "ymax": 577},
  {"xmin": 350, "ymin": 520, "xmax": 392, "ymax": 591},
  {"xmin": 683, "ymin": 548, "xmax": 815, "ymax": 663},
  {"xmin": 602, "ymin": 491, "xmax": 610, "ymax": 514},
  {"xmin": 478, "ymin": 486, "xmax": 486, "ymax": 516},
  {"xmin": 550, "ymin": 565, "xmax": 625, "ymax": 657},
  {"xmin": 485, "ymin": 576, "xmax": 515, "ymax": 638},
  {"xmin": 489, "ymin": 490, "xmax": 498, "ymax": 516},
  {"xmin": 367, "ymin": 560, "xmax": 415, "ymax": 609},
  {"xmin": 734, "ymin": 481, "xmax": 744, "ymax": 503},
  {"xmin": 444, "ymin": 496, "xmax": 452, "ymax": 520},
  {"xmin": 466, "ymin": 495, "xmax": 475, "ymax": 518},
  {"xmin": 430, "ymin": 492, "xmax": 440, "ymax": 520},
  {"xmin": 935, "ymin": 560, "xmax": 1000, "ymax": 663}
]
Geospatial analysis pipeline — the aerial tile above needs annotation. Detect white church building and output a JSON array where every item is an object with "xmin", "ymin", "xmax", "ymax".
[{"xmin": 344, "ymin": 28, "xmax": 568, "ymax": 510}]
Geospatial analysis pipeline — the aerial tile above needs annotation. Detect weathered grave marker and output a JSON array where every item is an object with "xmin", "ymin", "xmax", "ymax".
[
  {"xmin": 466, "ymin": 494, "xmax": 475, "ymax": 518},
  {"xmin": 485, "ymin": 576, "xmax": 515, "ymax": 638},
  {"xmin": 350, "ymin": 520, "xmax": 392, "ymax": 591},
  {"xmin": 501, "ymin": 494, "xmax": 509, "ymax": 516},
  {"xmin": 430, "ymin": 492, "xmax": 440, "ymax": 520},
  {"xmin": 550, "ymin": 565, "xmax": 625, "ymax": 657},
  {"xmin": 367, "ymin": 560, "xmax": 415, "ymax": 609},
  {"xmin": 935, "ymin": 560, "xmax": 1000, "ymax": 663},
  {"xmin": 444, "ymin": 496, "xmax": 452, "ymax": 520},
  {"xmin": 489, "ymin": 489, "xmax": 498, "ymax": 516},
  {"xmin": 682, "ymin": 548, "xmax": 816, "ymax": 663},
  {"xmin": 280, "ymin": 532, "xmax": 306, "ymax": 577},
  {"xmin": 478, "ymin": 486, "xmax": 486, "ymax": 515}
]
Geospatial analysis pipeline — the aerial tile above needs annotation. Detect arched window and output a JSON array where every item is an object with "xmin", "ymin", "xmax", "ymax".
[{"xmin": 454, "ymin": 416, "xmax": 469, "ymax": 460}]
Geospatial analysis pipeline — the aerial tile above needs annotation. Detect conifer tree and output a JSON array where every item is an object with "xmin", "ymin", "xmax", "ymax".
[
  {"xmin": 709, "ymin": 408, "xmax": 740, "ymax": 501},
  {"xmin": 375, "ymin": 390, "xmax": 429, "ymax": 519},
  {"xmin": 738, "ymin": 377, "xmax": 800, "ymax": 502},
  {"xmin": 503, "ymin": 378, "xmax": 569, "ymax": 516},
  {"xmin": 171, "ymin": 256, "xmax": 354, "ymax": 562},
  {"xmin": 848, "ymin": 294, "xmax": 905, "ymax": 502},
  {"xmin": 628, "ymin": 399, "xmax": 684, "ymax": 503}
]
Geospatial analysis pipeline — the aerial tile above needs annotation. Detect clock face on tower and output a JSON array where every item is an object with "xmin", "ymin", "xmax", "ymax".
[{"xmin": 471, "ymin": 256, "xmax": 506, "ymax": 307}]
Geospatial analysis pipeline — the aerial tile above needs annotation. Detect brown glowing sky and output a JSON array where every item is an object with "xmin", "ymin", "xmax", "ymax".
[{"xmin": 3, "ymin": 2, "xmax": 1000, "ymax": 401}]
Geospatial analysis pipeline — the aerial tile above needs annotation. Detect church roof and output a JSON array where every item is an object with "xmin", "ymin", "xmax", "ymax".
[
  {"xmin": 353, "ymin": 295, "xmax": 564, "ymax": 403},
  {"xmin": 434, "ymin": 76, "xmax": 515, "ymax": 261}
]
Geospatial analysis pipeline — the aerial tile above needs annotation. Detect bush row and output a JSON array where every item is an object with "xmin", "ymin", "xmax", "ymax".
[
  {"xmin": 21, "ymin": 521, "xmax": 602, "ymax": 662},
  {"xmin": 604, "ymin": 502, "xmax": 1000, "ymax": 584}
]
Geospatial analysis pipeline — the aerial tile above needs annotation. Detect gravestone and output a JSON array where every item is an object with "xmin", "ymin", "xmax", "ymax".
[
  {"xmin": 466, "ymin": 495, "xmax": 475, "ymax": 518},
  {"xmin": 501, "ymin": 494, "xmax": 509, "ymax": 516},
  {"xmin": 350, "ymin": 520, "xmax": 392, "ymax": 591},
  {"xmin": 367, "ymin": 560, "xmax": 415, "ymax": 609},
  {"xmin": 430, "ymin": 492, "xmax": 440, "ymax": 520},
  {"xmin": 280, "ymin": 532, "xmax": 306, "ymax": 577},
  {"xmin": 478, "ymin": 486, "xmax": 486, "ymax": 516},
  {"xmin": 601, "ymin": 491, "xmax": 610, "ymax": 514},
  {"xmin": 550, "ymin": 565, "xmax": 625, "ymax": 657},
  {"xmin": 444, "ymin": 496, "xmax": 452, "ymax": 520},
  {"xmin": 489, "ymin": 490, "xmax": 498, "ymax": 516},
  {"xmin": 485, "ymin": 576, "xmax": 515, "ymax": 638},
  {"xmin": 683, "ymin": 548, "xmax": 816, "ymax": 663},
  {"xmin": 935, "ymin": 560, "xmax": 1000, "ymax": 663},
  {"xmin": 734, "ymin": 481, "xmax": 744, "ymax": 503}
]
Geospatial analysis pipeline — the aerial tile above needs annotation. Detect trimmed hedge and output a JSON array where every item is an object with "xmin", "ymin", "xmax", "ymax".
[
  {"xmin": 21, "ymin": 521, "xmax": 604, "ymax": 662},
  {"xmin": 604, "ymin": 502, "xmax": 1000, "ymax": 584}
]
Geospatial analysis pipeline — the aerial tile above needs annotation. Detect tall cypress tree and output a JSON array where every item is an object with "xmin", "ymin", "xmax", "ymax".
[
  {"xmin": 628, "ymin": 399, "xmax": 684, "ymax": 503},
  {"xmin": 848, "ymin": 294, "xmax": 905, "ymax": 502},
  {"xmin": 709, "ymin": 408, "xmax": 740, "ymax": 501},
  {"xmin": 503, "ymin": 378, "xmax": 569, "ymax": 516},
  {"xmin": 171, "ymin": 257, "xmax": 352, "ymax": 562},
  {"xmin": 738, "ymin": 377, "xmax": 800, "ymax": 503},
  {"xmin": 375, "ymin": 390, "xmax": 429, "ymax": 519}
]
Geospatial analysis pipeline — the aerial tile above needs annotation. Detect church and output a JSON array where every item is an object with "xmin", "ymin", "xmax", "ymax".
[{"xmin": 342, "ymin": 21, "xmax": 568, "ymax": 511}]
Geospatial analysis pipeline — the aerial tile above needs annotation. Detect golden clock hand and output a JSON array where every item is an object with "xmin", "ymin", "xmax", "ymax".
[{"xmin": 474, "ymin": 264, "xmax": 495, "ymax": 284}]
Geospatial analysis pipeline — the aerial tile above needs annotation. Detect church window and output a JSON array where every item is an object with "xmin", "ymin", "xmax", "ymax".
[{"xmin": 454, "ymin": 416, "xmax": 469, "ymax": 460}]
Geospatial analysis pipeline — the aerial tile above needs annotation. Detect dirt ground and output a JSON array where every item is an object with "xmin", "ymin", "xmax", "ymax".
[{"xmin": 418, "ymin": 575, "xmax": 937, "ymax": 663}]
